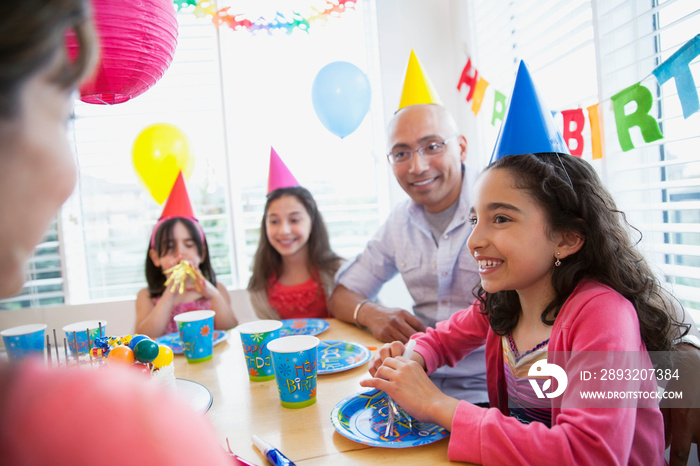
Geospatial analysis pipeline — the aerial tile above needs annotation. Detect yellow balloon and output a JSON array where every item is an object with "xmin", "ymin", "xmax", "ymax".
[{"xmin": 132, "ymin": 123, "xmax": 194, "ymax": 204}]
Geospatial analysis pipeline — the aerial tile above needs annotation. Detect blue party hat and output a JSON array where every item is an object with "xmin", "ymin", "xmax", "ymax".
[{"xmin": 490, "ymin": 61, "xmax": 570, "ymax": 163}]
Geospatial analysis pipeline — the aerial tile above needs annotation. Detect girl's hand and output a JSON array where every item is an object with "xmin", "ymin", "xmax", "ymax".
[
  {"xmin": 367, "ymin": 341, "xmax": 407, "ymax": 377},
  {"xmin": 192, "ymin": 275, "xmax": 218, "ymax": 299},
  {"xmin": 360, "ymin": 355, "xmax": 453, "ymax": 427},
  {"xmin": 179, "ymin": 263, "xmax": 216, "ymax": 299}
]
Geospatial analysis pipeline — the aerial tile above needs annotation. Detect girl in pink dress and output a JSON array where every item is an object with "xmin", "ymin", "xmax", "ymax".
[{"xmin": 135, "ymin": 174, "xmax": 237, "ymax": 337}]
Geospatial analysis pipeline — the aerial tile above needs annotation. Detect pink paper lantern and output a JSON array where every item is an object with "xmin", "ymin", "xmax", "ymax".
[{"xmin": 68, "ymin": 0, "xmax": 179, "ymax": 105}]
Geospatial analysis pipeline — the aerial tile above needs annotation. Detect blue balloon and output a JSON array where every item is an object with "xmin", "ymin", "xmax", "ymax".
[{"xmin": 312, "ymin": 61, "xmax": 371, "ymax": 139}]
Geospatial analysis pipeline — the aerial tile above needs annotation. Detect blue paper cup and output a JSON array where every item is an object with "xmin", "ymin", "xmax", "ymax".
[
  {"xmin": 235, "ymin": 320, "xmax": 283, "ymax": 382},
  {"xmin": 1, "ymin": 324, "xmax": 47, "ymax": 363},
  {"xmin": 63, "ymin": 320, "xmax": 107, "ymax": 357},
  {"xmin": 268, "ymin": 335, "xmax": 320, "ymax": 409},
  {"xmin": 174, "ymin": 310, "xmax": 216, "ymax": 363}
]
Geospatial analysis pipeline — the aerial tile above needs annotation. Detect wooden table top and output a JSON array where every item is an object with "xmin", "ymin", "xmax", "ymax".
[{"xmin": 173, "ymin": 318, "xmax": 458, "ymax": 465}]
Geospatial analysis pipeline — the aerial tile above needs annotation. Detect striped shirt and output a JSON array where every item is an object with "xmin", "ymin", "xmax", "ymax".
[{"xmin": 502, "ymin": 333, "xmax": 552, "ymax": 427}]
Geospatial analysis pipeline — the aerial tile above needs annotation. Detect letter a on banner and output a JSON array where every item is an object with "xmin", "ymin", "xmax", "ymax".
[
  {"xmin": 610, "ymin": 83, "xmax": 663, "ymax": 152},
  {"xmin": 471, "ymin": 77, "xmax": 489, "ymax": 115}
]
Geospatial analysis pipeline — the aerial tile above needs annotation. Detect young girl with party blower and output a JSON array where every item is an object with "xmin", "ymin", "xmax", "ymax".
[
  {"xmin": 361, "ymin": 62, "xmax": 688, "ymax": 465},
  {"xmin": 136, "ymin": 172, "xmax": 237, "ymax": 337},
  {"xmin": 247, "ymin": 148, "xmax": 343, "ymax": 320}
]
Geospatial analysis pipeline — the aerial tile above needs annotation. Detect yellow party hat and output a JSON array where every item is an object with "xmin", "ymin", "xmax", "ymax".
[{"xmin": 397, "ymin": 50, "xmax": 443, "ymax": 111}]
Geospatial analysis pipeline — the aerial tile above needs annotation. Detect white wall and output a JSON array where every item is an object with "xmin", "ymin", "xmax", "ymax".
[{"xmin": 374, "ymin": 0, "xmax": 482, "ymax": 207}]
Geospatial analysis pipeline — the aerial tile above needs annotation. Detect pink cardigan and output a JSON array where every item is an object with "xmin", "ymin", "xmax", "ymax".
[{"xmin": 414, "ymin": 280, "xmax": 665, "ymax": 465}]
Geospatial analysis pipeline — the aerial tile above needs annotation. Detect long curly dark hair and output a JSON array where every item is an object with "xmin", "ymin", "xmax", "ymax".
[
  {"xmin": 475, "ymin": 153, "xmax": 687, "ymax": 352},
  {"xmin": 145, "ymin": 217, "xmax": 217, "ymax": 298},
  {"xmin": 248, "ymin": 186, "xmax": 342, "ymax": 293}
]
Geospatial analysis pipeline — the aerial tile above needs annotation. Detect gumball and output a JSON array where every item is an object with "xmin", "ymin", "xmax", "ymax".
[
  {"xmin": 107, "ymin": 345, "xmax": 135, "ymax": 365},
  {"xmin": 133, "ymin": 339, "xmax": 159, "ymax": 363},
  {"xmin": 152, "ymin": 345, "xmax": 174, "ymax": 369},
  {"xmin": 128, "ymin": 334, "xmax": 150, "ymax": 350}
]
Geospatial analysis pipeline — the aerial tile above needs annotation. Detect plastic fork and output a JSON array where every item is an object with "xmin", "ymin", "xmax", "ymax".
[{"xmin": 383, "ymin": 339, "xmax": 416, "ymax": 437}]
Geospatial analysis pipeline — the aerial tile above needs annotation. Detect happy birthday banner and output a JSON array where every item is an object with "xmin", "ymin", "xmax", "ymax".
[
  {"xmin": 457, "ymin": 34, "xmax": 700, "ymax": 159},
  {"xmin": 173, "ymin": 0, "xmax": 357, "ymax": 35}
]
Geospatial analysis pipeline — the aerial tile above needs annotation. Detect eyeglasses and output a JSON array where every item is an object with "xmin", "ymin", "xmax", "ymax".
[{"xmin": 386, "ymin": 135, "xmax": 459, "ymax": 165}]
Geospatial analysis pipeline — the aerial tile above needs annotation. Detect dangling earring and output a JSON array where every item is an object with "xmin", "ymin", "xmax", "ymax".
[{"xmin": 555, "ymin": 251, "xmax": 561, "ymax": 267}]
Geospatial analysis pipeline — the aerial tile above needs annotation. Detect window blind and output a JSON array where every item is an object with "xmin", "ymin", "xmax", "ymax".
[
  {"xmin": 593, "ymin": 0, "xmax": 700, "ymax": 311},
  {"xmin": 0, "ymin": 220, "xmax": 64, "ymax": 309},
  {"xmin": 469, "ymin": 0, "xmax": 699, "ymax": 314},
  {"xmin": 68, "ymin": 13, "xmax": 234, "ymax": 301},
  {"xmin": 469, "ymin": 0, "xmax": 598, "ymax": 166}
]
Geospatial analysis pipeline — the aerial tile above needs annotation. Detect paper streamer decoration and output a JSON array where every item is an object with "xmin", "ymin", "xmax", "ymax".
[
  {"xmin": 174, "ymin": 0, "xmax": 357, "ymax": 35},
  {"xmin": 67, "ymin": 0, "xmax": 178, "ymax": 105},
  {"xmin": 312, "ymin": 61, "xmax": 371, "ymax": 139},
  {"xmin": 132, "ymin": 124, "xmax": 194, "ymax": 204},
  {"xmin": 456, "ymin": 34, "xmax": 699, "ymax": 158}
]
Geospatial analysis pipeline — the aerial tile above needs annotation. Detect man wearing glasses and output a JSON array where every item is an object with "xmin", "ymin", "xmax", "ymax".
[{"xmin": 328, "ymin": 99, "xmax": 488, "ymax": 405}]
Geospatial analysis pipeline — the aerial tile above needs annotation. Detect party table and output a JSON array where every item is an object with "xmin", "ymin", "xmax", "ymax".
[{"xmin": 173, "ymin": 318, "xmax": 460, "ymax": 465}]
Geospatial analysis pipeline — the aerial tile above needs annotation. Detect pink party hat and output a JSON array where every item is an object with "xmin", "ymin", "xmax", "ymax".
[{"xmin": 268, "ymin": 147, "xmax": 299, "ymax": 193}]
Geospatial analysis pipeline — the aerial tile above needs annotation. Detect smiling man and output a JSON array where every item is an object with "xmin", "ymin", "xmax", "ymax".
[{"xmin": 328, "ymin": 52, "xmax": 487, "ymax": 404}]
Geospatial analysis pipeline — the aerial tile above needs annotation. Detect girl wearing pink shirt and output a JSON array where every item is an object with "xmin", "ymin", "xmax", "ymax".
[{"xmin": 362, "ymin": 152, "xmax": 687, "ymax": 465}]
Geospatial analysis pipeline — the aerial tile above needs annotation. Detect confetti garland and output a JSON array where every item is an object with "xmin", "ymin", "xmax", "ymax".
[{"xmin": 173, "ymin": 0, "xmax": 357, "ymax": 35}]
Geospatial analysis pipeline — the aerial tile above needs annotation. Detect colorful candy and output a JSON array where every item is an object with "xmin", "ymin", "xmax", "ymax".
[
  {"xmin": 128, "ymin": 334, "xmax": 150, "ymax": 350},
  {"xmin": 133, "ymin": 339, "xmax": 159, "ymax": 363},
  {"xmin": 152, "ymin": 345, "xmax": 174, "ymax": 369},
  {"xmin": 90, "ymin": 334, "xmax": 175, "ymax": 374},
  {"xmin": 107, "ymin": 345, "xmax": 135, "ymax": 365}
]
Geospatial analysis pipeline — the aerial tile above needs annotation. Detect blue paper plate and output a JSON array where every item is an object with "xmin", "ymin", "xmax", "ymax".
[
  {"xmin": 279, "ymin": 318, "xmax": 330, "ymax": 337},
  {"xmin": 155, "ymin": 329, "xmax": 228, "ymax": 354},
  {"xmin": 318, "ymin": 340, "xmax": 371, "ymax": 375},
  {"xmin": 331, "ymin": 389, "xmax": 449, "ymax": 448}
]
